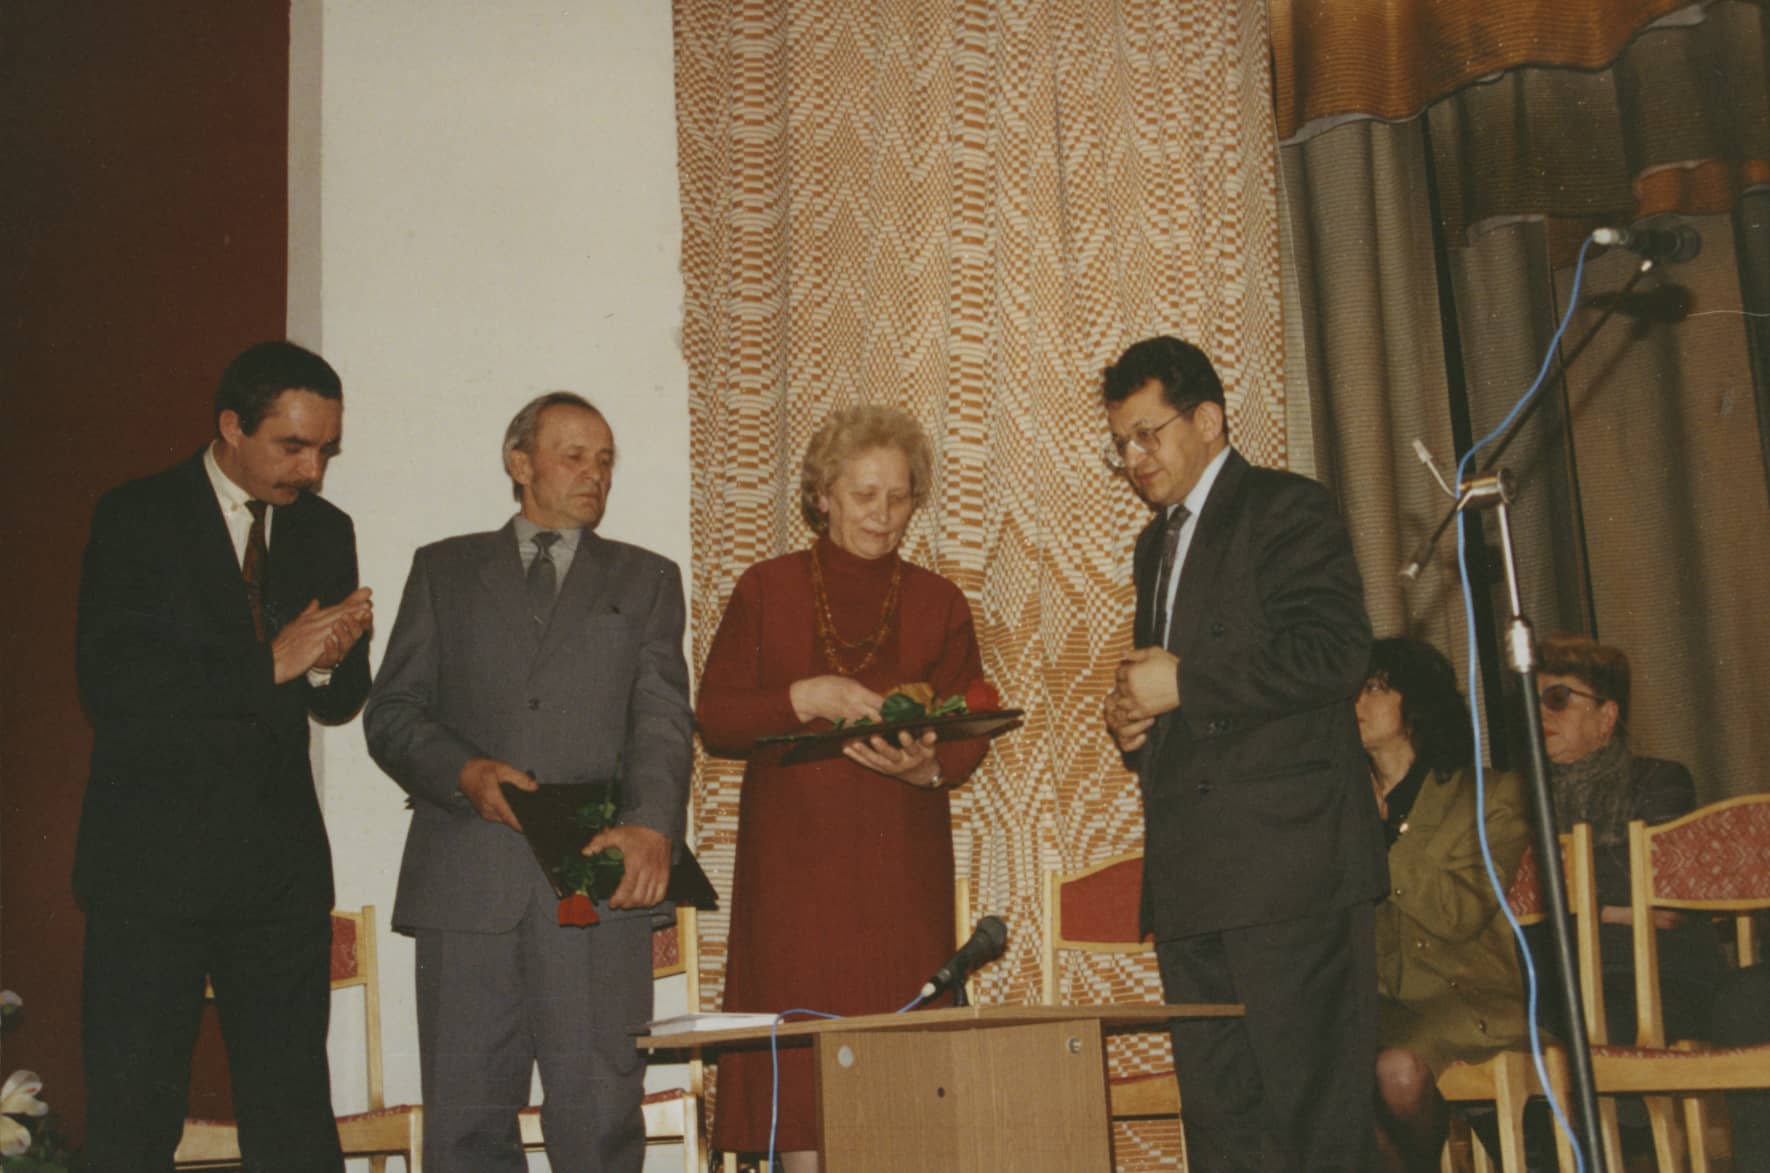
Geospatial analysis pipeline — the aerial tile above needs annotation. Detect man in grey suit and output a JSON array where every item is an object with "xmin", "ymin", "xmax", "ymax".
[{"xmin": 364, "ymin": 392, "xmax": 693, "ymax": 1172}]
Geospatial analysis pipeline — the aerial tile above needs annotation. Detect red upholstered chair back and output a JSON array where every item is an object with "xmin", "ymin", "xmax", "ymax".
[
  {"xmin": 1629, "ymin": 795, "xmax": 1770, "ymax": 1046},
  {"xmin": 1041, "ymin": 852, "xmax": 1153, "ymax": 1005},
  {"xmin": 1505, "ymin": 841, "xmax": 1544, "ymax": 923},
  {"xmin": 652, "ymin": 918, "xmax": 683, "ymax": 976},
  {"xmin": 327, "ymin": 907, "xmax": 383, "ymax": 1111},
  {"xmin": 330, "ymin": 909, "xmax": 366, "ymax": 987},
  {"xmin": 1642, "ymin": 795, "xmax": 1770, "ymax": 909}
]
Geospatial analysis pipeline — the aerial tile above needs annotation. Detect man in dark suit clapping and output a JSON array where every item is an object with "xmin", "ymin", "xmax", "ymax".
[
  {"xmin": 76, "ymin": 340, "xmax": 374, "ymax": 1171},
  {"xmin": 364, "ymin": 392, "xmax": 692, "ymax": 1172},
  {"xmin": 1100, "ymin": 336, "xmax": 1384, "ymax": 1172}
]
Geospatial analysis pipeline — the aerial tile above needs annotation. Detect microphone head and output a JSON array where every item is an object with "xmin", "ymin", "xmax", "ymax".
[
  {"xmin": 973, "ymin": 915, "xmax": 1007, "ymax": 956},
  {"xmin": 1660, "ymin": 225, "xmax": 1702, "ymax": 264},
  {"xmin": 1593, "ymin": 224, "xmax": 1702, "ymax": 264}
]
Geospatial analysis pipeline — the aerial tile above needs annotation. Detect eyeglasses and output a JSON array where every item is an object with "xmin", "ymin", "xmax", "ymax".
[
  {"xmin": 1102, "ymin": 412, "xmax": 1184, "ymax": 472},
  {"xmin": 1539, "ymin": 683, "xmax": 1605, "ymax": 712}
]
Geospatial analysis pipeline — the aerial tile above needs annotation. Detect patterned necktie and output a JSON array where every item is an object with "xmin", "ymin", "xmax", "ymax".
[
  {"xmin": 243, "ymin": 500, "xmax": 270, "ymax": 643},
  {"xmin": 527, "ymin": 531, "xmax": 561, "ymax": 628},
  {"xmin": 1149, "ymin": 504, "xmax": 1190, "ymax": 649}
]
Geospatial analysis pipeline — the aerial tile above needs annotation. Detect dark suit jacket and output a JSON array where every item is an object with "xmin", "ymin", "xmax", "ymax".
[
  {"xmin": 1132, "ymin": 450, "xmax": 1385, "ymax": 939},
  {"xmin": 75, "ymin": 450, "xmax": 371, "ymax": 917},
  {"xmin": 363, "ymin": 522, "xmax": 693, "ymax": 935}
]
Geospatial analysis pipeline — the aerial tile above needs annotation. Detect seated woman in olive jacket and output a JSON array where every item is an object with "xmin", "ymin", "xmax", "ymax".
[{"xmin": 1358, "ymin": 637, "xmax": 1531, "ymax": 1172}]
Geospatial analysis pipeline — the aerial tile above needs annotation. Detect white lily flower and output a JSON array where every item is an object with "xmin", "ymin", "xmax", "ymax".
[
  {"xmin": 0, "ymin": 1117, "xmax": 27, "ymax": 1158},
  {"xmin": 1, "ymin": 1069, "xmax": 48, "ymax": 1156}
]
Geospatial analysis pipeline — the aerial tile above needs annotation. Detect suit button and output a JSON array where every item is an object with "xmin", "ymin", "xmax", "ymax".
[
  {"xmin": 1414, "ymin": 939, "xmax": 1426, "ymax": 950},
  {"xmin": 1393, "ymin": 887, "xmax": 1404, "ymax": 897},
  {"xmin": 1196, "ymin": 783, "xmax": 1212, "ymax": 795},
  {"xmin": 1210, "ymin": 620, "xmax": 1226, "ymax": 636},
  {"xmin": 528, "ymin": 698, "xmax": 541, "ymax": 711}
]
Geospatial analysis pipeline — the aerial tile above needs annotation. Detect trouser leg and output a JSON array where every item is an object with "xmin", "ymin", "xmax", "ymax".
[
  {"xmin": 208, "ymin": 903, "xmax": 342, "ymax": 1172},
  {"xmin": 415, "ymin": 923, "xmax": 533, "ymax": 1173},
  {"xmin": 81, "ymin": 904, "xmax": 209, "ymax": 1173}
]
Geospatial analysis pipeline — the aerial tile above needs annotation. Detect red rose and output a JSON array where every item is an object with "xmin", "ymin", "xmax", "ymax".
[
  {"xmin": 558, "ymin": 892, "xmax": 599, "ymax": 927},
  {"xmin": 964, "ymin": 679, "xmax": 1000, "ymax": 712}
]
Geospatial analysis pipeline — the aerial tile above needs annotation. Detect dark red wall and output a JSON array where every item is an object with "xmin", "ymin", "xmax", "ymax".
[{"xmin": 1, "ymin": 1, "xmax": 291, "ymax": 1140}]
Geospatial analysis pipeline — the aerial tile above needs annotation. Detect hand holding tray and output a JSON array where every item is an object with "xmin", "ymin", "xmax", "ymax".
[
  {"xmin": 754, "ymin": 708, "xmax": 1024, "ymax": 766},
  {"xmin": 499, "ymin": 780, "xmax": 718, "ymax": 908}
]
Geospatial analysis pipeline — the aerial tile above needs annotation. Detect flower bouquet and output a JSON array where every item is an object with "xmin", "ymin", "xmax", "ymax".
[{"xmin": 498, "ymin": 779, "xmax": 718, "ymax": 928}]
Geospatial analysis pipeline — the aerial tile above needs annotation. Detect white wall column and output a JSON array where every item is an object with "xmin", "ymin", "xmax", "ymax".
[{"xmin": 288, "ymin": 4, "xmax": 691, "ymax": 1166}]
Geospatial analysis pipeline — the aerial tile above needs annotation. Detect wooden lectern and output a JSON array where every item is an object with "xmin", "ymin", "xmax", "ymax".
[{"xmin": 637, "ymin": 1003, "xmax": 1240, "ymax": 1172}]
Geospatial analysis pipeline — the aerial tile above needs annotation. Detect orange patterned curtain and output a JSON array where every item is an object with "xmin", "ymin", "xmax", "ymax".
[{"xmin": 675, "ymin": 1, "xmax": 1281, "ymax": 1166}]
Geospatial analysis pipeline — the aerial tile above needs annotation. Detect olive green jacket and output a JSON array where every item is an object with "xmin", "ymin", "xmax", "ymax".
[{"xmin": 1376, "ymin": 766, "xmax": 1531, "ymax": 1072}]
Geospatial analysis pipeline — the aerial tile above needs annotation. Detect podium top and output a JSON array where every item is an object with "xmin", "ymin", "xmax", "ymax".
[{"xmin": 634, "ymin": 1002, "xmax": 1242, "ymax": 1051}]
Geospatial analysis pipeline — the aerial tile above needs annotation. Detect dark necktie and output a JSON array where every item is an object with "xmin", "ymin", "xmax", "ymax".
[
  {"xmin": 243, "ymin": 499, "xmax": 270, "ymax": 643},
  {"xmin": 1149, "ymin": 504, "xmax": 1190, "ymax": 649},
  {"xmin": 527, "ymin": 531, "xmax": 561, "ymax": 629}
]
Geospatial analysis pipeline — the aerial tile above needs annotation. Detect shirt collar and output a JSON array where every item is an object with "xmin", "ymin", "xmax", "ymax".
[
  {"xmin": 1169, "ymin": 444, "xmax": 1233, "ymax": 523},
  {"xmin": 512, "ymin": 513, "xmax": 584, "ymax": 553},
  {"xmin": 203, "ymin": 442, "xmax": 261, "ymax": 517}
]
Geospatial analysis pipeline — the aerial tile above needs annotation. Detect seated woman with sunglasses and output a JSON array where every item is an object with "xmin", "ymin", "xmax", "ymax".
[
  {"xmin": 1537, "ymin": 633, "xmax": 1721, "ymax": 1048},
  {"xmin": 1358, "ymin": 637, "xmax": 1530, "ymax": 1172}
]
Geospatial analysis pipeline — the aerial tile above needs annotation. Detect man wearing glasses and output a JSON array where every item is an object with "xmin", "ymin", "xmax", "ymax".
[{"xmin": 1100, "ymin": 335, "xmax": 1383, "ymax": 1172}]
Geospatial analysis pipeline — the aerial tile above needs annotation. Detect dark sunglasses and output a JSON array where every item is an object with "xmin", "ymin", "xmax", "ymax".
[{"xmin": 1539, "ymin": 683, "xmax": 1605, "ymax": 712}]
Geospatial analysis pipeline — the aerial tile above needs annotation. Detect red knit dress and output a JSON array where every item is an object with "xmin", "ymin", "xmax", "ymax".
[{"xmin": 698, "ymin": 536, "xmax": 989, "ymax": 1154}]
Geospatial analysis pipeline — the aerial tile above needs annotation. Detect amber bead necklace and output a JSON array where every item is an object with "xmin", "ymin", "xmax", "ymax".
[{"xmin": 808, "ymin": 542, "xmax": 902, "ymax": 674}]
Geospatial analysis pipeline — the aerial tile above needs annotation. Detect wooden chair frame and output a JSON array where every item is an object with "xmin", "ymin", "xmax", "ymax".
[
  {"xmin": 174, "ymin": 905, "xmax": 423, "ymax": 1171},
  {"xmin": 1578, "ymin": 795, "xmax": 1770, "ymax": 1172},
  {"xmin": 1038, "ymin": 851, "xmax": 1188, "ymax": 1161},
  {"xmin": 1435, "ymin": 829, "xmax": 1637, "ymax": 1173}
]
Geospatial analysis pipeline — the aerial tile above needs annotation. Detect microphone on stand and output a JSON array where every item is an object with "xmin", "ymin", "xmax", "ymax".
[
  {"xmin": 1400, "ymin": 440, "xmax": 1459, "ymax": 581},
  {"xmin": 919, "ymin": 916, "xmax": 1007, "ymax": 1002},
  {"xmin": 1592, "ymin": 224, "xmax": 1702, "ymax": 265}
]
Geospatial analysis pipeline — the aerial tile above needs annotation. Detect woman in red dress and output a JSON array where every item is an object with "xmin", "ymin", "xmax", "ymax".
[{"xmin": 697, "ymin": 406, "xmax": 991, "ymax": 1169}]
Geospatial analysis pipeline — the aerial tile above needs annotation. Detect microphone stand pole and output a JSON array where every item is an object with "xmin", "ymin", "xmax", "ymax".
[{"xmin": 1454, "ymin": 473, "xmax": 1606, "ymax": 1171}]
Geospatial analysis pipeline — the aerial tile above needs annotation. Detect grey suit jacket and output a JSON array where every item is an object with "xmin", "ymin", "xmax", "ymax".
[{"xmin": 363, "ymin": 520, "xmax": 693, "ymax": 935}]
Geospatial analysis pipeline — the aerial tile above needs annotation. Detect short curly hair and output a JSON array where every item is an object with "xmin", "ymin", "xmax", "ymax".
[
  {"xmin": 799, "ymin": 405, "xmax": 934, "ymax": 533},
  {"xmin": 1366, "ymin": 636, "xmax": 1474, "ymax": 776}
]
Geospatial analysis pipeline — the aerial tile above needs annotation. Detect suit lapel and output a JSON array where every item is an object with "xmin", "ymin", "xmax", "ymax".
[
  {"xmin": 263, "ymin": 496, "xmax": 322, "ymax": 634},
  {"xmin": 532, "ymin": 529, "xmax": 614, "ymax": 672},
  {"xmin": 174, "ymin": 453, "xmax": 258, "ymax": 641},
  {"xmin": 1167, "ymin": 450, "xmax": 1247, "ymax": 657},
  {"xmin": 478, "ymin": 521, "xmax": 539, "ymax": 654},
  {"xmin": 1398, "ymin": 769, "xmax": 1454, "ymax": 839},
  {"xmin": 1132, "ymin": 516, "xmax": 1163, "ymax": 649}
]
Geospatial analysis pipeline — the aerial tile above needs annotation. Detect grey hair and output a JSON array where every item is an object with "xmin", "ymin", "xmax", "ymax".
[
  {"xmin": 799, "ymin": 405, "xmax": 934, "ymax": 532},
  {"xmin": 502, "ymin": 391, "xmax": 604, "ymax": 501}
]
